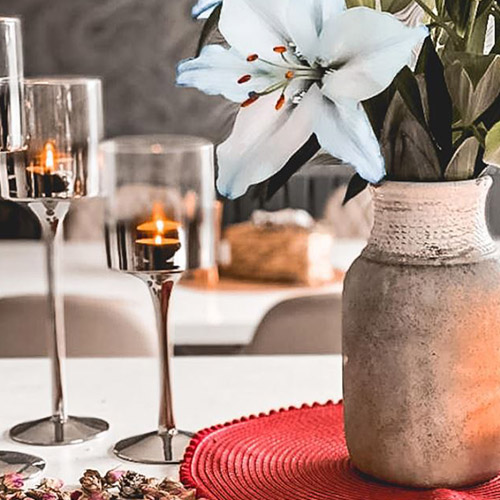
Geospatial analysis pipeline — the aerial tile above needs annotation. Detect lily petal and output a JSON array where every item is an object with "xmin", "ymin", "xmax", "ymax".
[
  {"xmin": 192, "ymin": 0, "xmax": 221, "ymax": 19},
  {"xmin": 310, "ymin": 86, "xmax": 385, "ymax": 183},
  {"xmin": 320, "ymin": 7, "xmax": 427, "ymax": 102},
  {"xmin": 219, "ymin": 0, "xmax": 290, "ymax": 60},
  {"xmin": 286, "ymin": 0, "xmax": 345, "ymax": 65},
  {"xmin": 177, "ymin": 45, "xmax": 279, "ymax": 102},
  {"xmin": 217, "ymin": 86, "xmax": 318, "ymax": 199}
]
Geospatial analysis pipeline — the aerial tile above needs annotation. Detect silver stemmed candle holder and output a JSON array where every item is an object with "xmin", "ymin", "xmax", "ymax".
[
  {"xmin": 0, "ymin": 16, "xmax": 45, "ymax": 477},
  {"xmin": 3, "ymin": 77, "xmax": 109, "ymax": 445},
  {"xmin": 102, "ymin": 135, "xmax": 215, "ymax": 464}
]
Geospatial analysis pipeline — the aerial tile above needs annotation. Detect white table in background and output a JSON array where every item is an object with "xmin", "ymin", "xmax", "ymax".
[
  {"xmin": 0, "ymin": 356, "xmax": 343, "ymax": 482},
  {"xmin": 0, "ymin": 241, "xmax": 364, "ymax": 347}
]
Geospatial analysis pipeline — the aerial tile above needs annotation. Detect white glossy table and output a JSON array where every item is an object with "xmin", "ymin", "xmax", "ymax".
[{"xmin": 0, "ymin": 356, "xmax": 343, "ymax": 483}]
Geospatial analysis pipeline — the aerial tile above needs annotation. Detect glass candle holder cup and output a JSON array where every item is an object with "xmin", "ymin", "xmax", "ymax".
[
  {"xmin": 0, "ymin": 16, "xmax": 46, "ymax": 475},
  {"xmin": 103, "ymin": 135, "xmax": 215, "ymax": 464},
  {"xmin": 5, "ymin": 77, "xmax": 109, "ymax": 446}
]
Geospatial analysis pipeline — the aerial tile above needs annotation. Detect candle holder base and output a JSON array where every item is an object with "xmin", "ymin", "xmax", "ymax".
[
  {"xmin": 9, "ymin": 415, "xmax": 109, "ymax": 446},
  {"xmin": 0, "ymin": 451, "xmax": 46, "ymax": 479},
  {"xmin": 113, "ymin": 429, "xmax": 194, "ymax": 464}
]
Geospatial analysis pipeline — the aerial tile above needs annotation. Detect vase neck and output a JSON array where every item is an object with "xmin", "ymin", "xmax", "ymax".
[{"xmin": 362, "ymin": 178, "xmax": 497, "ymax": 265}]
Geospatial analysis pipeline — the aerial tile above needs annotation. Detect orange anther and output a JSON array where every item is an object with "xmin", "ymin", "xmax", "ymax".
[
  {"xmin": 273, "ymin": 46, "xmax": 287, "ymax": 54},
  {"xmin": 275, "ymin": 94, "xmax": 286, "ymax": 111},
  {"xmin": 285, "ymin": 71, "xmax": 295, "ymax": 79},
  {"xmin": 241, "ymin": 95, "xmax": 260, "ymax": 108},
  {"xmin": 238, "ymin": 74, "xmax": 252, "ymax": 84},
  {"xmin": 247, "ymin": 54, "xmax": 259, "ymax": 62}
]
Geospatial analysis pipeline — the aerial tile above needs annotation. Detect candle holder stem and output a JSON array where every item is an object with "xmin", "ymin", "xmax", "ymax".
[
  {"xmin": 33, "ymin": 200, "xmax": 69, "ymax": 424},
  {"xmin": 9, "ymin": 199, "xmax": 109, "ymax": 446},
  {"xmin": 113, "ymin": 272, "xmax": 194, "ymax": 464}
]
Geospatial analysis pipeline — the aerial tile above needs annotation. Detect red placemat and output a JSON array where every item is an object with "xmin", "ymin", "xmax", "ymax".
[{"xmin": 180, "ymin": 401, "xmax": 500, "ymax": 500}]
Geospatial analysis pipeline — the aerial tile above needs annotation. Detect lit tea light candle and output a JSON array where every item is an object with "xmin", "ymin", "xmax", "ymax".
[
  {"xmin": 135, "ymin": 204, "xmax": 182, "ymax": 271},
  {"xmin": 26, "ymin": 142, "xmax": 69, "ymax": 197}
]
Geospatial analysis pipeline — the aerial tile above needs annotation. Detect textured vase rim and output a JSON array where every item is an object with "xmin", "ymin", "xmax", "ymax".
[
  {"xmin": 373, "ymin": 176, "xmax": 492, "ymax": 191},
  {"xmin": 364, "ymin": 175, "xmax": 496, "ymax": 265}
]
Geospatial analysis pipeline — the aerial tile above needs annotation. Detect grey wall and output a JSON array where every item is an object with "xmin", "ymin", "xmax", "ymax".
[{"xmin": 0, "ymin": 0, "xmax": 236, "ymax": 142}]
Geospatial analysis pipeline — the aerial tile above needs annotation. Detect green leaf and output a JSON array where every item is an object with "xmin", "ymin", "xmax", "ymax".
[
  {"xmin": 484, "ymin": 121, "xmax": 500, "ymax": 167},
  {"xmin": 343, "ymin": 174, "xmax": 369, "ymax": 205},
  {"xmin": 444, "ymin": 137, "xmax": 480, "ymax": 180},
  {"xmin": 476, "ymin": 94, "xmax": 500, "ymax": 129},
  {"xmin": 416, "ymin": 37, "xmax": 453, "ymax": 169},
  {"xmin": 445, "ymin": 54, "xmax": 500, "ymax": 125},
  {"xmin": 393, "ymin": 66, "xmax": 429, "ymax": 132},
  {"xmin": 444, "ymin": 0, "xmax": 473, "ymax": 36},
  {"xmin": 196, "ymin": 3, "xmax": 222, "ymax": 57},
  {"xmin": 265, "ymin": 135, "xmax": 321, "ymax": 200},
  {"xmin": 346, "ymin": 0, "xmax": 376, "ymax": 7},
  {"xmin": 382, "ymin": 92, "xmax": 442, "ymax": 181},
  {"xmin": 380, "ymin": 0, "xmax": 413, "ymax": 12},
  {"xmin": 468, "ymin": 8, "xmax": 489, "ymax": 55},
  {"xmin": 363, "ymin": 65, "xmax": 433, "ymax": 146}
]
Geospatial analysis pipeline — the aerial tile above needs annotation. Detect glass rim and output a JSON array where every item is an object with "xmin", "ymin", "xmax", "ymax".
[
  {"xmin": 24, "ymin": 76, "xmax": 102, "ymax": 87},
  {"xmin": 0, "ymin": 16, "xmax": 21, "ymax": 25},
  {"xmin": 100, "ymin": 135, "xmax": 214, "ymax": 155}
]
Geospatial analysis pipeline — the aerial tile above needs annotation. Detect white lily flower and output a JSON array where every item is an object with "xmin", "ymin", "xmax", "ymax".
[
  {"xmin": 179, "ymin": 0, "xmax": 427, "ymax": 199},
  {"xmin": 192, "ymin": 0, "xmax": 221, "ymax": 19}
]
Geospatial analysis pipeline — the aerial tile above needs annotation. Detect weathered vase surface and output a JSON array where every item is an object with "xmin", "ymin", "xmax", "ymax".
[{"xmin": 343, "ymin": 177, "xmax": 500, "ymax": 488}]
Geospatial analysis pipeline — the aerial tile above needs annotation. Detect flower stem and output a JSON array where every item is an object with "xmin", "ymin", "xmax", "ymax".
[{"xmin": 413, "ymin": 0, "xmax": 463, "ymax": 47}]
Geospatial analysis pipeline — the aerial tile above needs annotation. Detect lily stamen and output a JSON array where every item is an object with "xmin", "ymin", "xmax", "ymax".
[
  {"xmin": 273, "ymin": 46, "xmax": 287, "ymax": 54},
  {"xmin": 247, "ymin": 54, "xmax": 259, "ymax": 62}
]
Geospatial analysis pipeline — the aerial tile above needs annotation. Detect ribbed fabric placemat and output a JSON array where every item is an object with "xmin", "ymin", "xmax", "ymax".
[{"xmin": 181, "ymin": 401, "xmax": 500, "ymax": 500}]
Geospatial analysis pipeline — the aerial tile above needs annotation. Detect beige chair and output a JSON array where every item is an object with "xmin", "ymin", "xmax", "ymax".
[
  {"xmin": 0, "ymin": 295, "xmax": 157, "ymax": 357},
  {"xmin": 245, "ymin": 294, "xmax": 342, "ymax": 355}
]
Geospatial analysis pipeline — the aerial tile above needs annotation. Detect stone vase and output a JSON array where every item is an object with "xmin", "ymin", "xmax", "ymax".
[{"xmin": 342, "ymin": 177, "xmax": 500, "ymax": 488}]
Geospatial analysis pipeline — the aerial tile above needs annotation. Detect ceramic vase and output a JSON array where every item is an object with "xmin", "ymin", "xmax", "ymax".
[{"xmin": 343, "ymin": 177, "xmax": 500, "ymax": 488}]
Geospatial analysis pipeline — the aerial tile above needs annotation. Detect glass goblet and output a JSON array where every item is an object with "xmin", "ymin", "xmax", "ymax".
[
  {"xmin": 0, "ymin": 16, "xmax": 45, "ymax": 475},
  {"xmin": 2, "ymin": 77, "xmax": 109, "ymax": 445},
  {"xmin": 102, "ymin": 135, "xmax": 215, "ymax": 464}
]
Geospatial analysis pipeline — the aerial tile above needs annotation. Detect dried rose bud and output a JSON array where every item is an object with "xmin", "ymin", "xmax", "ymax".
[
  {"xmin": 55, "ymin": 492, "xmax": 71, "ymax": 500},
  {"xmin": 103, "ymin": 471, "xmax": 125, "ymax": 486},
  {"xmin": 41, "ymin": 492, "xmax": 58, "ymax": 500},
  {"xmin": 119, "ymin": 472, "xmax": 147, "ymax": 499},
  {"xmin": 176, "ymin": 491, "xmax": 197, "ymax": 500},
  {"xmin": 69, "ymin": 491, "xmax": 82, "ymax": 500},
  {"xmin": 86, "ymin": 492, "xmax": 112, "ymax": 500},
  {"xmin": 25, "ymin": 489, "xmax": 44, "ymax": 500},
  {"xmin": 7, "ymin": 492, "xmax": 26, "ymax": 500},
  {"xmin": 157, "ymin": 481, "xmax": 183, "ymax": 494},
  {"xmin": 2, "ymin": 474, "xmax": 24, "ymax": 492},
  {"xmin": 80, "ymin": 471, "xmax": 103, "ymax": 494},
  {"xmin": 39, "ymin": 479, "xmax": 64, "ymax": 492}
]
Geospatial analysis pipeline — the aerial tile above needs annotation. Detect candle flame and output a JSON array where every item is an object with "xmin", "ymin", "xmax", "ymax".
[
  {"xmin": 152, "ymin": 202, "xmax": 166, "ymax": 223},
  {"xmin": 154, "ymin": 234, "xmax": 163, "ymax": 246},
  {"xmin": 136, "ymin": 202, "xmax": 181, "ymax": 234},
  {"xmin": 42, "ymin": 142, "xmax": 56, "ymax": 172}
]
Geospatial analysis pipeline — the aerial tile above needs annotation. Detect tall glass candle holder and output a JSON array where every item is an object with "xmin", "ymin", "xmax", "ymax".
[
  {"xmin": 3, "ymin": 77, "xmax": 109, "ymax": 446},
  {"xmin": 0, "ymin": 16, "xmax": 46, "ymax": 477},
  {"xmin": 102, "ymin": 135, "xmax": 215, "ymax": 464}
]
